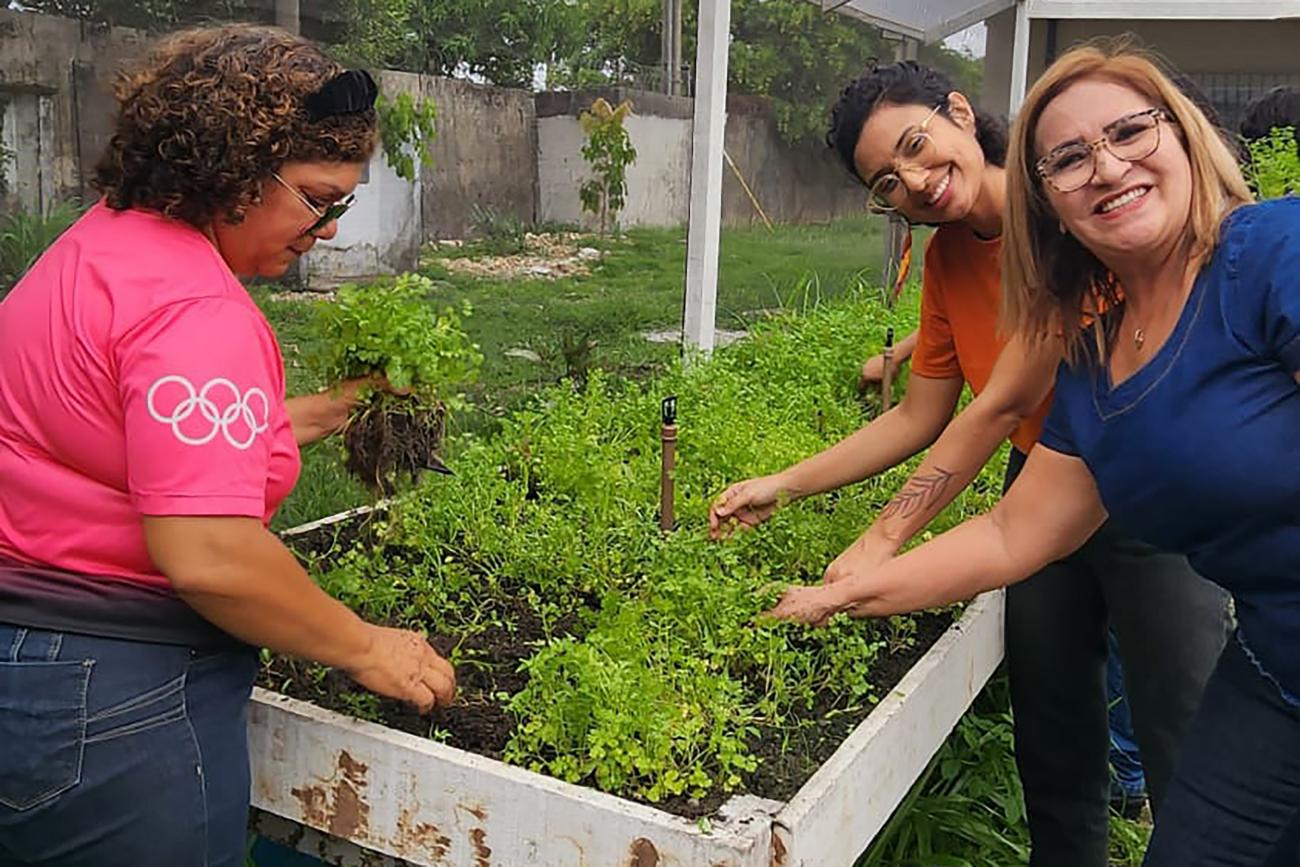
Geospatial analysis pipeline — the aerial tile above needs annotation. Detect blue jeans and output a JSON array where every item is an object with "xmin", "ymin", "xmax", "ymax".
[
  {"xmin": 1144, "ymin": 632, "xmax": 1300, "ymax": 866},
  {"xmin": 1107, "ymin": 631, "xmax": 1147, "ymax": 798},
  {"xmin": 0, "ymin": 624, "xmax": 257, "ymax": 866}
]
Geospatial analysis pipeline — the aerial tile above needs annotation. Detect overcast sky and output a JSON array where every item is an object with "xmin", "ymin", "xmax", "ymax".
[{"xmin": 944, "ymin": 22, "xmax": 987, "ymax": 58}]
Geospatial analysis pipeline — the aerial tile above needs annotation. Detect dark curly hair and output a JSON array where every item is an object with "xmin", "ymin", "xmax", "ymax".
[
  {"xmin": 827, "ymin": 60, "xmax": 1008, "ymax": 185},
  {"xmin": 94, "ymin": 24, "xmax": 378, "ymax": 228}
]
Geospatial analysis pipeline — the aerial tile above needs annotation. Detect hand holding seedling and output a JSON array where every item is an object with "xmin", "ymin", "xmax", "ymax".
[
  {"xmin": 708, "ymin": 474, "xmax": 790, "ymax": 539},
  {"xmin": 345, "ymin": 624, "xmax": 457, "ymax": 714}
]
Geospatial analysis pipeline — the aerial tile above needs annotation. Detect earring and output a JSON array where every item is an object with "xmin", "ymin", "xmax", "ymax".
[{"xmin": 1059, "ymin": 221, "xmax": 1069, "ymax": 235}]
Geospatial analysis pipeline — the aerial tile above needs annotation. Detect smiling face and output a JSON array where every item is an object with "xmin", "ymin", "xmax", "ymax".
[
  {"xmin": 852, "ymin": 93, "xmax": 988, "ymax": 225},
  {"xmin": 210, "ymin": 160, "xmax": 365, "ymax": 279},
  {"xmin": 1034, "ymin": 77, "xmax": 1193, "ymax": 268}
]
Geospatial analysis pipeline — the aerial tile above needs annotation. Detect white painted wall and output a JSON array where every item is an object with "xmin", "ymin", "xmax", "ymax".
[
  {"xmin": 536, "ymin": 113, "xmax": 695, "ymax": 229},
  {"xmin": 299, "ymin": 146, "xmax": 422, "ymax": 287}
]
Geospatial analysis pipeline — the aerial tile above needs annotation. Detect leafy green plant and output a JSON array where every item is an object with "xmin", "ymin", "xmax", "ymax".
[
  {"xmin": 376, "ymin": 90, "xmax": 438, "ymax": 182},
  {"xmin": 1247, "ymin": 126, "xmax": 1300, "ymax": 200},
  {"xmin": 285, "ymin": 289, "xmax": 1007, "ymax": 805},
  {"xmin": 309, "ymin": 273, "xmax": 482, "ymax": 491},
  {"xmin": 312, "ymin": 272, "xmax": 481, "ymax": 403},
  {"xmin": 0, "ymin": 202, "xmax": 82, "ymax": 298},
  {"xmin": 578, "ymin": 98, "xmax": 637, "ymax": 235}
]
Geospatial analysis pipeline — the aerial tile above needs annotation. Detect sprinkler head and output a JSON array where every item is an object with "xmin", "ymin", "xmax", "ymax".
[{"xmin": 662, "ymin": 395, "xmax": 677, "ymax": 426}]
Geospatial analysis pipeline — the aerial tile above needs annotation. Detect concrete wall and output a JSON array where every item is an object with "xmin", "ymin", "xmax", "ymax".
[
  {"xmin": 421, "ymin": 76, "xmax": 537, "ymax": 239},
  {"xmin": 300, "ymin": 71, "xmax": 425, "ymax": 286},
  {"xmin": 0, "ymin": 9, "xmax": 147, "ymax": 213},
  {"xmin": 1, "ymin": 7, "xmax": 867, "ymax": 286},
  {"xmin": 535, "ymin": 88, "xmax": 864, "ymax": 230},
  {"xmin": 982, "ymin": 14, "xmax": 1300, "ymax": 120}
]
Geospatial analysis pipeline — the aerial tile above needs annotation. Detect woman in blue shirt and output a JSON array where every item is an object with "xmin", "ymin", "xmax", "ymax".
[{"xmin": 763, "ymin": 44, "xmax": 1299, "ymax": 866}]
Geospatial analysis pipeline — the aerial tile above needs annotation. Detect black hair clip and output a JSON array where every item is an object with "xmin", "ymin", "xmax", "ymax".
[{"xmin": 304, "ymin": 69, "xmax": 378, "ymax": 122}]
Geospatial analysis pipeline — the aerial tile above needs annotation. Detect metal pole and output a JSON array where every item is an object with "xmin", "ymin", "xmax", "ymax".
[
  {"xmin": 1009, "ymin": 0, "xmax": 1031, "ymax": 115},
  {"xmin": 682, "ymin": 0, "xmax": 732, "ymax": 353},
  {"xmin": 671, "ymin": 0, "xmax": 684, "ymax": 97},
  {"xmin": 662, "ymin": 0, "xmax": 674, "ymax": 95}
]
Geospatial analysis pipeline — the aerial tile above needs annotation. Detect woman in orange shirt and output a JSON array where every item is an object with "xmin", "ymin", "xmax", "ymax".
[{"xmin": 709, "ymin": 60, "xmax": 1228, "ymax": 866}]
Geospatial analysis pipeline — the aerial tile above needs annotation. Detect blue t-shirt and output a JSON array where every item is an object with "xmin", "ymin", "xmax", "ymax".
[{"xmin": 1041, "ymin": 197, "xmax": 1300, "ymax": 696}]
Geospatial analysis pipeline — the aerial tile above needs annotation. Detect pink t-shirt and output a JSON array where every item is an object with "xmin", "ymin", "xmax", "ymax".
[{"xmin": 0, "ymin": 201, "xmax": 301, "ymax": 590}]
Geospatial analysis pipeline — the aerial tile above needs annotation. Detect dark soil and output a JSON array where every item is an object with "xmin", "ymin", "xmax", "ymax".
[
  {"xmin": 344, "ymin": 397, "xmax": 448, "ymax": 494},
  {"xmin": 265, "ymin": 516, "xmax": 954, "ymax": 819}
]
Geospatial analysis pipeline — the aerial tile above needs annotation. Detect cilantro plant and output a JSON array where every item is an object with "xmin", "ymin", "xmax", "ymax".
[
  {"xmin": 310, "ymin": 273, "xmax": 481, "ymax": 490},
  {"xmin": 296, "ymin": 290, "xmax": 1005, "ymax": 804}
]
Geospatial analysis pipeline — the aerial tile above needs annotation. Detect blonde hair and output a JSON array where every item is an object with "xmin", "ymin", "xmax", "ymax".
[{"xmin": 1001, "ymin": 41, "xmax": 1253, "ymax": 365}]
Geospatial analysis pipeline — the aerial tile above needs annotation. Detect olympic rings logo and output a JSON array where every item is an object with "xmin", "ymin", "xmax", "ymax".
[{"xmin": 146, "ymin": 375, "xmax": 270, "ymax": 450}]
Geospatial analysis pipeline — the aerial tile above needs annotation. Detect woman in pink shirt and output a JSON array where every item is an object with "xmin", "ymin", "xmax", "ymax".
[{"xmin": 0, "ymin": 25, "xmax": 453, "ymax": 866}]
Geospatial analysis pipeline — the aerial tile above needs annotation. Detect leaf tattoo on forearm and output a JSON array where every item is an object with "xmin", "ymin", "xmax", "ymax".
[{"xmin": 879, "ymin": 467, "xmax": 957, "ymax": 520}]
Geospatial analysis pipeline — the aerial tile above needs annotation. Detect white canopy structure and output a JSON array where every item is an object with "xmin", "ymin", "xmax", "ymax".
[{"xmin": 683, "ymin": 0, "xmax": 1300, "ymax": 350}]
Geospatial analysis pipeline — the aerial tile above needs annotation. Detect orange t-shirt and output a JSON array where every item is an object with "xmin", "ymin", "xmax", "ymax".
[{"xmin": 909, "ymin": 223, "xmax": 1052, "ymax": 454}]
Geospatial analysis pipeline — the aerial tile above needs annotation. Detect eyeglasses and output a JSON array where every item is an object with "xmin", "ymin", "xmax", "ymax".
[
  {"xmin": 867, "ymin": 104, "xmax": 944, "ymax": 214},
  {"xmin": 1036, "ymin": 107, "xmax": 1171, "ymax": 193},
  {"xmin": 271, "ymin": 172, "xmax": 355, "ymax": 236}
]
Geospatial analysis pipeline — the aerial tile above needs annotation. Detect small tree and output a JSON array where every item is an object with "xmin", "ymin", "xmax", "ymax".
[
  {"xmin": 578, "ymin": 98, "xmax": 637, "ymax": 235},
  {"xmin": 376, "ymin": 91, "xmax": 438, "ymax": 182}
]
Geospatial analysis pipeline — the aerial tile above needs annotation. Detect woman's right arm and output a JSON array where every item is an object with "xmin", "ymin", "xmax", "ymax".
[
  {"xmin": 709, "ymin": 373, "xmax": 964, "ymax": 537},
  {"xmin": 832, "ymin": 332, "xmax": 1060, "ymax": 573},
  {"xmin": 764, "ymin": 445, "xmax": 1106, "ymax": 623},
  {"xmin": 144, "ymin": 516, "xmax": 455, "ymax": 713}
]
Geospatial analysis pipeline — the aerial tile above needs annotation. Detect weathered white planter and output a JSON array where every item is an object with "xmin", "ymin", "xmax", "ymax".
[{"xmin": 248, "ymin": 578, "xmax": 1004, "ymax": 866}]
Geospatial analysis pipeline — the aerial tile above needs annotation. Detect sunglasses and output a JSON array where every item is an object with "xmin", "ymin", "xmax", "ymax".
[{"xmin": 271, "ymin": 172, "xmax": 355, "ymax": 236}]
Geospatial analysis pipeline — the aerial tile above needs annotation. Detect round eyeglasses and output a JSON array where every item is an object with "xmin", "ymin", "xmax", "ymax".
[
  {"xmin": 867, "ymin": 104, "xmax": 943, "ymax": 214},
  {"xmin": 1036, "ymin": 107, "xmax": 1171, "ymax": 193}
]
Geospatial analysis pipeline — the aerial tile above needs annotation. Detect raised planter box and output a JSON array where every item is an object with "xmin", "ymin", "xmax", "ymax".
[{"xmin": 248, "ymin": 580, "xmax": 1004, "ymax": 866}]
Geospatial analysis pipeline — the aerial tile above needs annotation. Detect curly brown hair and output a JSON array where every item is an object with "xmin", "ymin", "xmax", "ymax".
[{"xmin": 94, "ymin": 24, "xmax": 377, "ymax": 228}]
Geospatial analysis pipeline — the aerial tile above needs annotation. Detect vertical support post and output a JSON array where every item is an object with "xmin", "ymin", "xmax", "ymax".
[
  {"xmin": 671, "ymin": 0, "xmax": 684, "ymax": 96},
  {"xmin": 1009, "ymin": 0, "xmax": 1031, "ymax": 115},
  {"xmin": 880, "ymin": 33, "xmax": 914, "ymax": 301},
  {"xmin": 682, "ymin": 0, "xmax": 732, "ymax": 353},
  {"xmin": 662, "ymin": 0, "xmax": 674, "ymax": 95},
  {"xmin": 881, "ymin": 215, "xmax": 908, "ymax": 305},
  {"xmin": 275, "ymin": 0, "xmax": 301, "ymax": 35}
]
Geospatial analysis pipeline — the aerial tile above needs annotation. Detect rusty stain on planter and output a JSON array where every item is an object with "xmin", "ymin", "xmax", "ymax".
[
  {"xmin": 770, "ymin": 833, "xmax": 787, "ymax": 867},
  {"xmin": 629, "ymin": 837, "xmax": 659, "ymax": 867},
  {"xmin": 470, "ymin": 826, "xmax": 492, "ymax": 866},
  {"xmin": 329, "ymin": 751, "xmax": 371, "ymax": 839},
  {"xmin": 289, "ymin": 751, "xmax": 372, "ymax": 842},
  {"xmin": 459, "ymin": 801, "xmax": 489, "ymax": 822},
  {"xmin": 395, "ymin": 802, "xmax": 452, "ymax": 862}
]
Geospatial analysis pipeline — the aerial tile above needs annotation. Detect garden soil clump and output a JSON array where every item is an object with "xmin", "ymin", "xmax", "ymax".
[{"xmin": 343, "ymin": 397, "xmax": 448, "ymax": 494}]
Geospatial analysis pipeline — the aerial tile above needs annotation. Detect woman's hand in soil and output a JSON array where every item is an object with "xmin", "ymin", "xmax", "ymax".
[
  {"xmin": 708, "ymin": 474, "xmax": 791, "ymax": 539},
  {"xmin": 759, "ymin": 584, "xmax": 848, "ymax": 627},
  {"xmin": 345, "ymin": 625, "xmax": 457, "ymax": 714},
  {"xmin": 823, "ymin": 533, "xmax": 893, "ymax": 616}
]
